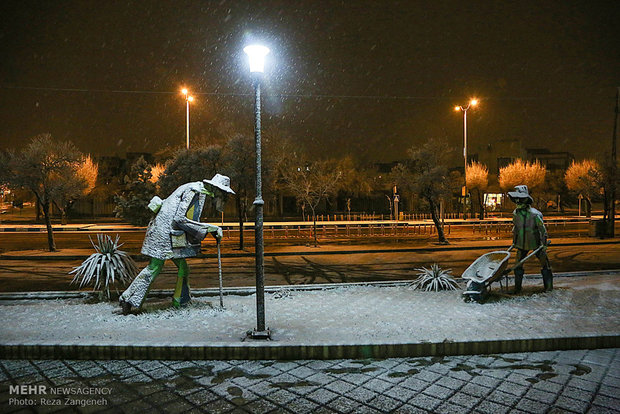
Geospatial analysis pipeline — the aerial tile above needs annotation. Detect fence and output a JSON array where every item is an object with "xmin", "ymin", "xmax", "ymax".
[{"xmin": 221, "ymin": 222, "xmax": 452, "ymax": 241}]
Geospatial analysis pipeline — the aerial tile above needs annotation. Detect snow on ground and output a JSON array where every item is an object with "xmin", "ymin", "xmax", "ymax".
[{"xmin": 1, "ymin": 276, "xmax": 619, "ymax": 345}]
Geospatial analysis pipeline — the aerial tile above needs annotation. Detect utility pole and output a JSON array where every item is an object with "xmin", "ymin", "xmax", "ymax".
[{"xmin": 610, "ymin": 87, "xmax": 619, "ymax": 237}]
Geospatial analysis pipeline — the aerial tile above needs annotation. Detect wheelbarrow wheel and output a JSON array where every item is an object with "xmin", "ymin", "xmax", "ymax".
[{"xmin": 463, "ymin": 281, "xmax": 488, "ymax": 303}]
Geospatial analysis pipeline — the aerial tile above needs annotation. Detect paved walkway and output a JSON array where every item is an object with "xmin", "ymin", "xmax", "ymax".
[{"xmin": 2, "ymin": 349, "xmax": 619, "ymax": 413}]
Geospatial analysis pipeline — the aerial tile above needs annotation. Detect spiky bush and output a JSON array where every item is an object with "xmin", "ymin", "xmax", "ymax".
[
  {"xmin": 410, "ymin": 264, "xmax": 459, "ymax": 291},
  {"xmin": 70, "ymin": 234, "xmax": 137, "ymax": 300}
]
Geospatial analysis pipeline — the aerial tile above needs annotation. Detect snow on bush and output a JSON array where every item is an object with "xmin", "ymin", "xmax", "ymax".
[
  {"xmin": 70, "ymin": 234, "xmax": 137, "ymax": 300},
  {"xmin": 410, "ymin": 264, "xmax": 460, "ymax": 291}
]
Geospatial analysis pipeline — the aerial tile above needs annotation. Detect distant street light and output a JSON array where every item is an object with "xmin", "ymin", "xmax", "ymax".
[
  {"xmin": 244, "ymin": 44, "xmax": 270, "ymax": 339},
  {"xmin": 454, "ymin": 98, "xmax": 478, "ymax": 218},
  {"xmin": 181, "ymin": 88, "xmax": 194, "ymax": 149}
]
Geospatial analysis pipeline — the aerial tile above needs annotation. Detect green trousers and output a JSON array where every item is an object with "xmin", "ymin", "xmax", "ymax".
[{"xmin": 119, "ymin": 257, "xmax": 190, "ymax": 308}]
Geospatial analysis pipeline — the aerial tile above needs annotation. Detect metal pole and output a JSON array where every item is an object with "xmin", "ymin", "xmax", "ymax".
[
  {"xmin": 217, "ymin": 240, "xmax": 224, "ymax": 308},
  {"xmin": 610, "ymin": 87, "xmax": 618, "ymax": 237},
  {"xmin": 186, "ymin": 99, "xmax": 190, "ymax": 150},
  {"xmin": 252, "ymin": 77, "xmax": 267, "ymax": 336},
  {"xmin": 463, "ymin": 109, "xmax": 468, "ymax": 218}
]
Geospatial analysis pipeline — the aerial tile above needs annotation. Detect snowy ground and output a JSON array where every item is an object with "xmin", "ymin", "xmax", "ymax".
[{"xmin": 1, "ymin": 275, "xmax": 619, "ymax": 346}]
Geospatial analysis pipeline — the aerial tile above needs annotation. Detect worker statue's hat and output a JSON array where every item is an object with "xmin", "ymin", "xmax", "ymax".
[
  {"xmin": 508, "ymin": 185, "xmax": 533, "ymax": 203},
  {"xmin": 204, "ymin": 174, "xmax": 235, "ymax": 194}
]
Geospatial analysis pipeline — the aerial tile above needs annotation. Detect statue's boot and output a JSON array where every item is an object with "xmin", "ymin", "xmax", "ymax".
[
  {"xmin": 119, "ymin": 259, "xmax": 164, "ymax": 314},
  {"xmin": 514, "ymin": 268, "xmax": 524, "ymax": 294},
  {"xmin": 542, "ymin": 268, "xmax": 553, "ymax": 292}
]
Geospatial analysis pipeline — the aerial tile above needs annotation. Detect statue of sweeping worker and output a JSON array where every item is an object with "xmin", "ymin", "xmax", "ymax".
[{"xmin": 119, "ymin": 174, "xmax": 234, "ymax": 314}]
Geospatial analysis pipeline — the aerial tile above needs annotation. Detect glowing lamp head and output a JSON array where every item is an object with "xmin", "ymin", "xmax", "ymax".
[
  {"xmin": 187, "ymin": 96, "xmax": 194, "ymax": 102},
  {"xmin": 181, "ymin": 88, "xmax": 188, "ymax": 95},
  {"xmin": 454, "ymin": 105, "xmax": 461, "ymax": 112},
  {"xmin": 244, "ymin": 45, "xmax": 270, "ymax": 73},
  {"xmin": 470, "ymin": 99, "xmax": 478, "ymax": 106}
]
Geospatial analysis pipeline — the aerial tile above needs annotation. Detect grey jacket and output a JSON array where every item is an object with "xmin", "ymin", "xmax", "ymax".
[{"xmin": 141, "ymin": 182, "xmax": 218, "ymax": 260}]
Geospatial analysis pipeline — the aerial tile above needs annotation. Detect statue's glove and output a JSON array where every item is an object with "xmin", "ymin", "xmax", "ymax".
[{"xmin": 205, "ymin": 225, "xmax": 223, "ymax": 241}]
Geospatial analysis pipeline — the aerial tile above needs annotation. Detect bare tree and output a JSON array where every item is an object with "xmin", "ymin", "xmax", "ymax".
[
  {"xmin": 565, "ymin": 159, "xmax": 602, "ymax": 218},
  {"xmin": 222, "ymin": 134, "xmax": 255, "ymax": 250},
  {"xmin": 283, "ymin": 158, "xmax": 343, "ymax": 246},
  {"xmin": 5, "ymin": 134, "xmax": 84, "ymax": 251},
  {"xmin": 392, "ymin": 138, "xmax": 453, "ymax": 244},
  {"xmin": 466, "ymin": 161, "xmax": 489, "ymax": 220}
]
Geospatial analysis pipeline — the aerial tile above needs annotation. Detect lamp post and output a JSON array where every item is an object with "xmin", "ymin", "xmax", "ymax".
[
  {"xmin": 454, "ymin": 98, "xmax": 478, "ymax": 218},
  {"xmin": 181, "ymin": 88, "xmax": 194, "ymax": 150},
  {"xmin": 244, "ymin": 44, "xmax": 270, "ymax": 339}
]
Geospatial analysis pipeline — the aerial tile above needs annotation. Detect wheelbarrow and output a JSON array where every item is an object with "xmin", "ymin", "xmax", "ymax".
[{"xmin": 462, "ymin": 243, "xmax": 548, "ymax": 303}]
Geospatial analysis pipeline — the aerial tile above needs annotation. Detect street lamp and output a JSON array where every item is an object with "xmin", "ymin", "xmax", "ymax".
[
  {"xmin": 244, "ymin": 44, "xmax": 270, "ymax": 339},
  {"xmin": 454, "ymin": 98, "xmax": 478, "ymax": 218},
  {"xmin": 181, "ymin": 88, "xmax": 194, "ymax": 150}
]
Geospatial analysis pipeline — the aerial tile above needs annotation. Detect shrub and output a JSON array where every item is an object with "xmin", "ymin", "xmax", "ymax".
[
  {"xmin": 70, "ymin": 234, "xmax": 137, "ymax": 300},
  {"xmin": 410, "ymin": 264, "xmax": 459, "ymax": 291}
]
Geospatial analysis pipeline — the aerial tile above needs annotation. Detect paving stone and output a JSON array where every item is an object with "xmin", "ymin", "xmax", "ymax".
[
  {"xmin": 380, "ymin": 385, "xmax": 413, "ymax": 402},
  {"xmin": 561, "ymin": 385, "xmax": 595, "ymax": 402},
  {"xmin": 470, "ymin": 374, "xmax": 502, "ymax": 389},
  {"xmin": 361, "ymin": 378, "xmax": 393, "ymax": 393},
  {"xmin": 525, "ymin": 387, "xmax": 559, "ymax": 404},
  {"xmin": 183, "ymin": 389, "xmax": 219, "ymax": 405},
  {"xmin": 284, "ymin": 397, "xmax": 319, "ymax": 414},
  {"xmin": 495, "ymin": 380, "xmax": 528, "ymax": 397},
  {"xmin": 598, "ymin": 384, "xmax": 620, "ymax": 398},
  {"xmin": 486, "ymin": 389, "xmax": 520, "ymax": 407},
  {"xmin": 422, "ymin": 383, "xmax": 454, "ymax": 400},
  {"xmin": 588, "ymin": 406, "xmax": 620, "ymax": 414},
  {"xmin": 460, "ymin": 382, "xmax": 493, "ymax": 398},
  {"xmin": 265, "ymin": 388, "xmax": 297, "ymax": 405},
  {"xmin": 400, "ymin": 377, "xmax": 431, "ymax": 392},
  {"xmin": 199, "ymin": 398, "xmax": 235, "ymax": 414},
  {"xmin": 515, "ymin": 397, "xmax": 549, "ymax": 414},
  {"xmin": 304, "ymin": 360, "xmax": 336, "ymax": 370},
  {"xmin": 394, "ymin": 404, "xmax": 430, "ymax": 414},
  {"xmin": 436, "ymin": 401, "xmax": 472, "ymax": 414},
  {"xmin": 366, "ymin": 394, "xmax": 402, "ymax": 412},
  {"xmin": 591, "ymin": 394, "xmax": 620, "ymax": 411},
  {"xmin": 475, "ymin": 399, "xmax": 511, "ymax": 414},
  {"xmin": 346, "ymin": 387, "xmax": 377, "ymax": 404},
  {"xmin": 161, "ymin": 400, "xmax": 199, "ymax": 413},
  {"xmin": 287, "ymin": 366, "xmax": 316, "ymax": 380},
  {"xmin": 447, "ymin": 391, "xmax": 481, "ymax": 410},
  {"xmin": 553, "ymin": 395, "xmax": 592, "ymax": 413},
  {"xmin": 412, "ymin": 369, "xmax": 442, "ymax": 383},
  {"xmin": 408, "ymin": 393, "xmax": 442, "ymax": 411},
  {"xmin": 323, "ymin": 379, "xmax": 356, "ymax": 395},
  {"xmin": 241, "ymin": 398, "xmax": 279, "ymax": 414},
  {"xmin": 304, "ymin": 372, "xmax": 334, "ymax": 386},
  {"xmin": 339, "ymin": 373, "xmax": 373, "ymax": 386},
  {"xmin": 326, "ymin": 395, "xmax": 361, "ymax": 413},
  {"xmin": 435, "ymin": 376, "xmax": 466, "ymax": 390},
  {"xmin": 306, "ymin": 388, "xmax": 339, "ymax": 405}
]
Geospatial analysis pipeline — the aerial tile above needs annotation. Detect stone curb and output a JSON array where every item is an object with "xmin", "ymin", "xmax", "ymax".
[
  {"xmin": 1, "ymin": 269, "xmax": 617, "ymax": 301},
  {"xmin": 1, "ymin": 335, "xmax": 617, "ymax": 361}
]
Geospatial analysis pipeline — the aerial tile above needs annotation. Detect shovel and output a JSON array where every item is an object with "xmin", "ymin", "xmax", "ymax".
[{"xmin": 217, "ymin": 239, "xmax": 224, "ymax": 309}]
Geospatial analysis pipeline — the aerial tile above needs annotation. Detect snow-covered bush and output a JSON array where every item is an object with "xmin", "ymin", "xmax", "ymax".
[
  {"xmin": 410, "ymin": 264, "xmax": 459, "ymax": 292},
  {"xmin": 70, "ymin": 234, "xmax": 137, "ymax": 300}
]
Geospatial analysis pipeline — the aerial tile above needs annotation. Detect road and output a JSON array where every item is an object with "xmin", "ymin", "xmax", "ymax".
[{"xmin": 0, "ymin": 238, "xmax": 618, "ymax": 292}]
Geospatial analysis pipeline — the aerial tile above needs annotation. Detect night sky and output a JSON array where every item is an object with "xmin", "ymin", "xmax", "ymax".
[{"xmin": 1, "ymin": 0, "xmax": 618, "ymax": 164}]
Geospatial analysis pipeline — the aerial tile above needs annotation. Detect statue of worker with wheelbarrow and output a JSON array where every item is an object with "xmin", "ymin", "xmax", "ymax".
[
  {"xmin": 508, "ymin": 185, "xmax": 553, "ymax": 293},
  {"xmin": 462, "ymin": 185, "xmax": 552, "ymax": 302},
  {"xmin": 119, "ymin": 174, "xmax": 234, "ymax": 314}
]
